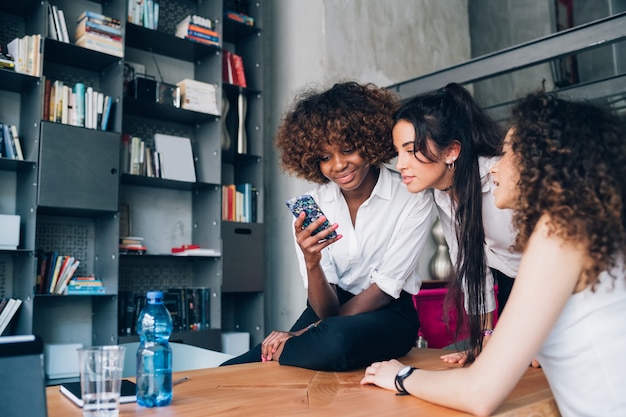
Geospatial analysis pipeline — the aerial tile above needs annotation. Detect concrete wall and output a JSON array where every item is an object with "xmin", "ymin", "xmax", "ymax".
[{"xmin": 263, "ymin": 1, "xmax": 471, "ymax": 333}]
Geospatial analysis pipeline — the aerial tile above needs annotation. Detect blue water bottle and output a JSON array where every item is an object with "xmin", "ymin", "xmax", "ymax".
[{"xmin": 136, "ymin": 290, "xmax": 173, "ymax": 407}]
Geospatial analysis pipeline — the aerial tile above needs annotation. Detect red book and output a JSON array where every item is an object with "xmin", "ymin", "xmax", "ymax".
[
  {"xmin": 43, "ymin": 78, "xmax": 51, "ymax": 121},
  {"xmin": 229, "ymin": 53, "xmax": 247, "ymax": 88}
]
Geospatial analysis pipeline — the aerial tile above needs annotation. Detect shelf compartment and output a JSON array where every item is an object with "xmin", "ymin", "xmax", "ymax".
[
  {"xmin": 0, "ymin": 158, "xmax": 36, "ymax": 172},
  {"xmin": 123, "ymin": 97, "xmax": 219, "ymax": 124},
  {"xmin": 222, "ymin": 18, "xmax": 261, "ymax": 44},
  {"xmin": 120, "ymin": 173, "xmax": 218, "ymax": 190},
  {"xmin": 0, "ymin": 69, "xmax": 39, "ymax": 93},
  {"xmin": 125, "ymin": 23, "xmax": 220, "ymax": 62},
  {"xmin": 44, "ymin": 38, "xmax": 122, "ymax": 72}
]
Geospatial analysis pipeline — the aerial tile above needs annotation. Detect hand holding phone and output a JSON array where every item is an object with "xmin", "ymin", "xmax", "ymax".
[{"xmin": 285, "ymin": 194, "xmax": 338, "ymax": 240}]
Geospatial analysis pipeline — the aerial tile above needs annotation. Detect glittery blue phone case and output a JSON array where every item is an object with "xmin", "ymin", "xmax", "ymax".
[{"xmin": 285, "ymin": 194, "xmax": 338, "ymax": 239}]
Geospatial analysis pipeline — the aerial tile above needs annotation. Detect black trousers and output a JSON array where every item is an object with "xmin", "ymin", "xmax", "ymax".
[
  {"xmin": 490, "ymin": 268, "xmax": 515, "ymax": 317},
  {"xmin": 221, "ymin": 288, "xmax": 419, "ymax": 371}
]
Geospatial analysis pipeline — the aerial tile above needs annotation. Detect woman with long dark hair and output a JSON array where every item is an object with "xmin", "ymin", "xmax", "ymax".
[{"xmin": 391, "ymin": 83, "xmax": 521, "ymax": 363}]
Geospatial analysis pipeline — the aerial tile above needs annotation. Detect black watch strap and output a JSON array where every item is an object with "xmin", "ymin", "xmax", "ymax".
[{"xmin": 394, "ymin": 366, "xmax": 416, "ymax": 396}]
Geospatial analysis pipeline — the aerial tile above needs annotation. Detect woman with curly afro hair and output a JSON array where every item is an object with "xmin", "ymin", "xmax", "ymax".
[
  {"xmin": 362, "ymin": 90, "xmax": 626, "ymax": 416},
  {"xmin": 221, "ymin": 81, "xmax": 434, "ymax": 371}
]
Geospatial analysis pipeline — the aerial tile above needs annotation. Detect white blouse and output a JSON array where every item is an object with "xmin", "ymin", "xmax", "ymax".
[
  {"xmin": 433, "ymin": 156, "xmax": 522, "ymax": 313},
  {"xmin": 293, "ymin": 166, "xmax": 434, "ymax": 298}
]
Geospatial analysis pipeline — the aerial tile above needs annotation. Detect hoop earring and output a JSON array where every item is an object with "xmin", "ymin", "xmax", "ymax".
[{"xmin": 447, "ymin": 161, "xmax": 455, "ymax": 170}]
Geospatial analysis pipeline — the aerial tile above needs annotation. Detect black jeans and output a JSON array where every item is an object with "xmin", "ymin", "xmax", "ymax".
[
  {"xmin": 490, "ymin": 268, "xmax": 515, "ymax": 316},
  {"xmin": 221, "ymin": 288, "xmax": 419, "ymax": 371}
]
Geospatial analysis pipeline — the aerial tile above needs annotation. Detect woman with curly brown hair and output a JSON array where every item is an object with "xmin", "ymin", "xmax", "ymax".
[
  {"xmin": 361, "ymin": 91, "xmax": 626, "ymax": 416},
  {"xmin": 221, "ymin": 81, "xmax": 434, "ymax": 371}
]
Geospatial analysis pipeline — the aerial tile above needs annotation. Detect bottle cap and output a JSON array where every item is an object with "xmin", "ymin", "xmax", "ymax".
[{"xmin": 146, "ymin": 291, "xmax": 163, "ymax": 302}]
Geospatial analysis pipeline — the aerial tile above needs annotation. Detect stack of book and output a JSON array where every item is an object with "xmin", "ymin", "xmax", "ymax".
[
  {"xmin": 66, "ymin": 276, "xmax": 106, "ymax": 295},
  {"xmin": 48, "ymin": 4, "xmax": 69, "ymax": 43},
  {"xmin": 75, "ymin": 11, "xmax": 123, "ymax": 58},
  {"xmin": 225, "ymin": 10, "xmax": 255, "ymax": 26},
  {"xmin": 6, "ymin": 34, "xmax": 42, "ymax": 76},
  {"xmin": 118, "ymin": 287, "xmax": 211, "ymax": 335},
  {"xmin": 0, "ymin": 298, "xmax": 23, "ymax": 335},
  {"xmin": 43, "ymin": 79, "xmax": 115, "ymax": 131},
  {"xmin": 0, "ymin": 123, "xmax": 25, "ymax": 160},
  {"xmin": 222, "ymin": 183, "xmax": 258, "ymax": 223},
  {"xmin": 222, "ymin": 50, "xmax": 246, "ymax": 88},
  {"xmin": 128, "ymin": 0, "xmax": 159, "ymax": 29},
  {"xmin": 36, "ymin": 252, "xmax": 81, "ymax": 295},
  {"xmin": 176, "ymin": 79, "xmax": 219, "ymax": 115},
  {"xmin": 119, "ymin": 236, "xmax": 146, "ymax": 255},
  {"xmin": 175, "ymin": 15, "xmax": 219, "ymax": 46}
]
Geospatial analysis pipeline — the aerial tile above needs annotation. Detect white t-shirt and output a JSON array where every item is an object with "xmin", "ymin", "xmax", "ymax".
[
  {"xmin": 536, "ymin": 265, "xmax": 626, "ymax": 416},
  {"xmin": 433, "ymin": 156, "xmax": 522, "ymax": 313},
  {"xmin": 293, "ymin": 166, "xmax": 434, "ymax": 298}
]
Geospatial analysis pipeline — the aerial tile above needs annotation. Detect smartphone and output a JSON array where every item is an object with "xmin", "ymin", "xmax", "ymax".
[{"xmin": 285, "ymin": 194, "xmax": 338, "ymax": 240}]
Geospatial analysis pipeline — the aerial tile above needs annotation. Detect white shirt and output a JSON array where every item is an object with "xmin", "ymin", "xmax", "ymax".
[
  {"xmin": 433, "ymin": 156, "xmax": 522, "ymax": 313},
  {"xmin": 536, "ymin": 265, "xmax": 626, "ymax": 416},
  {"xmin": 293, "ymin": 166, "xmax": 434, "ymax": 298}
]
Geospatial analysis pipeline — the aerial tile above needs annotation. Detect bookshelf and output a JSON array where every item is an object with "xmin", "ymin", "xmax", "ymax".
[
  {"xmin": 0, "ymin": 0, "xmax": 265, "ymax": 355},
  {"xmin": 220, "ymin": 0, "xmax": 265, "ymax": 347},
  {"xmin": 117, "ymin": 0, "xmax": 223, "ymax": 350}
]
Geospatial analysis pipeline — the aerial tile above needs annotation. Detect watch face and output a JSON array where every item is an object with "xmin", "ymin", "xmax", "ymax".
[{"xmin": 398, "ymin": 366, "xmax": 412, "ymax": 378}]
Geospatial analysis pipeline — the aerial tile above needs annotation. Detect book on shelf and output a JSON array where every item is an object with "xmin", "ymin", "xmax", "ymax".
[
  {"xmin": 78, "ymin": 10, "xmax": 122, "ymax": 27},
  {"xmin": 55, "ymin": 259, "xmax": 81, "ymax": 295},
  {"xmin": 60, "ymin": 380, "xmax": 137, "ymax": 407},
  {"xmin": 76, "ymin": 18, "xmax": 122, "ymax": 39},
  {"xmin": 177, "ymin": 14, "xmax": 215, "ymax": 31},
  {"xmin": 48, "ymin": 4, "xmax": 69, "ymax": 43},
  {"xmin": 1, "ymin": 123, "xmax": 21, "ymax": 160},
  {"xmin": 47, "ymin": 4, "xmax": 58, "ymax": 41},
  {"xmin": 0, "ymin": 298, "xmax": 23, "ymax": 336},
  {"xmin": 153, "ymin": 133, "xmax": 196, "ymax": 182},
  {"xmin": 171, "ymin": 244, "xmax": 220, "ymax": 257},
  {"xmin": 56, "ymin": 8, "xmax": 70, "ymax": 43},
  {"xmin": 175, "ymin": 15, "xmax": 220, "ymax": 46},
  {"xmin": 101, "ymin": 95, "xmax": 115, "ymax": 131},
  {"xmin": 0, "ymin": 52, "xmax": 15, "ymax": 70},
  {"xmin": 35, "ymin": 252, "xmax": 81, "ymax": 294},
  {"xmin": 118, "ymin": 288, "xmax": 211, "ymax": 336},
  {"xmin": 180, "ymin": 30, "xmax": 219, "ymax": 45},
  {"xmin": 222, "ymin": 183, "xmax": 257, "ymax": 223},
  {"xmin": 9, "ymin": 125, "xmax": 25, "ymax": 161},
  {"xmin": 176, "ymin": 79, "xmax": 219, "ymax": 115},
  {"xmin": 75, "ymin": 11, "xmax": 123, "ymax": 57},
  {"xmin": 42, "ymin": 80, "xmax": 114, "ymax": 131},
  {"xmin": 75, "ymin": 34, "xmax": 124, "ymax": 58},
  {"xmin": 125, "ymin": 136, "xmax": 160, "ymax": 178},
  {"xmin": 127, "ymin": 0, "xmax": 159, "ymax": 30},
  {"xmin": 119, "ymin": 247, "xmax": 146, "ymax": 255},
  {"xmin": 66, "ymin": 277, "xmax": 106, "ymax": 295},
  {"xmin": 120, "ymin": 236, "xmax": 144, "ymax": 245},
  {"xmin": 225, "ymin": 10, "xmax": 255, "ymax": 26},
  {"xmin": 222, "ymin": 51, "xmax": 247, "ymax": 88},
  {"xmin": 6, "ymin": 34, "xmax": 41, "ymax": 76}
]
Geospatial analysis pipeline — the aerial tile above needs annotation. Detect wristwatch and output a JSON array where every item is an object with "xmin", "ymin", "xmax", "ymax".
[{"xmin": 394, "ymin": 365, "xmax": 416, "ymax": 395}]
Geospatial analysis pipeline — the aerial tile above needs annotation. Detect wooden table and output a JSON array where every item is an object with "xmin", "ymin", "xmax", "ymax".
[{"xmin": 46, "ymin": 348, "xmax": 560, "ymax": 417}]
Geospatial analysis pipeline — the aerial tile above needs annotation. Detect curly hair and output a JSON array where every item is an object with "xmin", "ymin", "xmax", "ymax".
[
  {"xmin": 275, "ymin": 81, "xmax": 399, "ymax": 184},
  {"xmin": 509, "ymin": 91, "xmax": 626, "ymax": 287}
]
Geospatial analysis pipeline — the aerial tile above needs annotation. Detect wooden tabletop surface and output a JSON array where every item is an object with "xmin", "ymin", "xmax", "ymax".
[{"xmin": 46, "ymin": 348, "xmax": 560, "ymax": 417}]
